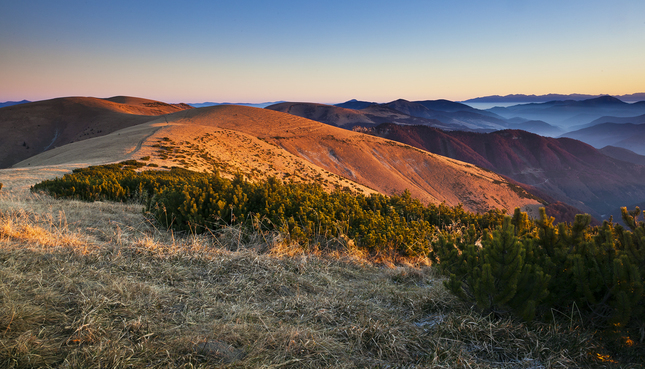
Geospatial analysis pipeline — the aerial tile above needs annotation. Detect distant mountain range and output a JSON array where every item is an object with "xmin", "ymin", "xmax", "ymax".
[
  {"xmin": 267, "ymin": 99, "xmax": 565, "ymax": 136},
  {"xmin": 188, "ymin": 101, "xmax": 286, "ymax": 109},
  {"xmin": 488, "ymin": 96, "xmax": 645, "ymax": 128},
  {"xmin": 465, "ymin": 93, "xmax": 645, "ymax": 103},
  {"xmin": 0, "ymin": 100, "xmax": 30, "ymax": 108},
  {"xmin": 562, "ymin": 123, "xmax": 645, "ymax": 156},
  {"xmin": 599, "ymin": 146, "xmax": 645, "ymax": 166},
  {"xmin": 266, "ymin": 101, "xmax": 459, "ymax": 131},
  {"xmin": 359, "ymin": 123, "xmax": 645, "ymax": 219}
]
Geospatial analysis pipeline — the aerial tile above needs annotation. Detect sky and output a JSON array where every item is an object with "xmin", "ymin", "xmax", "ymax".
[{"xmin": 1, "ymin": 0, "xmax": 644, "ymax": 104}]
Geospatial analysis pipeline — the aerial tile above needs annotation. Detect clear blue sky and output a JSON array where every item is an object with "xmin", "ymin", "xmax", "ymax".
[{"xmin": 1, "ymin": 0, "xmax": 644, "ymax": 103}]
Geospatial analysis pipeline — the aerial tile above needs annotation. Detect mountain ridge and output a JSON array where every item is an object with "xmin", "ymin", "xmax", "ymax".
[
  {"xmin": 465, "ymin": 93, "xmax": 645, "ymax": 103},
  {"xmin": 359, "ymin": 123, "xmax": 645, "ymax": 218},
  {"xmin": 6, "ymin": 101, "xmax": 545, "ymax": 216},
  {"xmin": 0, "ymin": 96, "xmax": 193, "ymax": 169}
]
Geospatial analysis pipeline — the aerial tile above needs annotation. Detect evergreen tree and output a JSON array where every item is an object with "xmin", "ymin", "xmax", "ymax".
[{"xmin": 436, "ymin": 212, "xmax": 549, "ymax": 320}]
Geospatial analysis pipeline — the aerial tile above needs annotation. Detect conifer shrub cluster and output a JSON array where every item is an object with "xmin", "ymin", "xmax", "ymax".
[
  {"xmin": 433, "ymin": 207, "xmax": 645, "ymax": 338},
  {"xmin": 31, "ymin": 161, "xmax": 645, "ymax": 337},
  {"xmin": 31, "ymin": 161, "xmax": 505, "ymax": 257}
]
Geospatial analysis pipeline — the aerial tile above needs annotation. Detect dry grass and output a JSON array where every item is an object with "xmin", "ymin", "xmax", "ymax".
[{"xmin": 0, "ymin": 190, "xmax": 628, "ymax": 368}]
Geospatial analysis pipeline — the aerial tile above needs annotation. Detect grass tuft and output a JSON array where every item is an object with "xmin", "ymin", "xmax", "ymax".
[{"xmin": 0, "ymin": 190, "xmax": 632, "ymax": 367}]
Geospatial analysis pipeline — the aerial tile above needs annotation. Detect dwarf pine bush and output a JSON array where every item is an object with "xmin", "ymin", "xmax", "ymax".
[
  {"xmin": 31, "ymin": 161, "xmax": 505, "ymax": 257},
  {"xmin": 433, "ymin": 206, "xmax": 645, "ymax": 334},
  {"xmin": 32, "ymin": 161, "xmax": 645, "ymax": 335}
]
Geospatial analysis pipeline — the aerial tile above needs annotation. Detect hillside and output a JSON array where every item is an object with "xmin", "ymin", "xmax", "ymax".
[
  {"xmin": 489, "ymin": 96, "xmax": 645, "ymax": 128},
  {"xmin": 146, "ymin": 105, "xmax": 545, "ymax": 214},
  {"xmin": 361, "ymin": 123, "xmax": 645, "ymax": 217},
  {"xmin": 568, "ymin": 113, "xmax": 645, "ymax": 131},
  {"xmin": 0, "ymin": 181, "xmax": 613, "ymax": 367},
  {"xmin": 266, "ymin": 102, "xmax": 455, "ymax": 130},
  {"xmin": 1, "ymin": 100, "xmax": 643, "ymax": 367},
  {"xmin": 562, "ymin": 122, "xmax": 645, "ymax": 155},
  {"xmin": 465, "ymin": 92, "xmax": 645, "ymax": 103},
  {"xmin": 508, "ymin": 120, "xmax": 564, "ymax": 137},
  {"xmin": 277, "ymin": 99, "xmax": 566, "ymax": 136},
  {"xmin": 268, "ymin": 101, "xmax": 475, "ymax": 131},
  {"xmin": 11, "ymin": 103, "xmax": 544, "ymax": 215},
  {"xmin": 0, "ymin": 96, "xmax": 192, "ymax": 169},
  {"xmin": 599, "ymin": 146, "xmax": 645, "ymax": 166},
  {"xmin": 0, "ymin": 99, "xmax": 30, "ymax": 108}
]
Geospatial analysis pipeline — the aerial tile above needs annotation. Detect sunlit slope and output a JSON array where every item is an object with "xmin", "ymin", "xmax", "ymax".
[
  {"xmin": 13, "ymin": 104, "xmax": 543, "ymax": 213},
  {"xmin": 143, "ymin": 105, "xmax": 543, "ymax": 213},
  {"xmin": 12, "ymin": 120, "xmax": 376, "ymax": 196},
  {"xmin": 0, "ymin": 96, "xmax": 192, "ymax": 168}
]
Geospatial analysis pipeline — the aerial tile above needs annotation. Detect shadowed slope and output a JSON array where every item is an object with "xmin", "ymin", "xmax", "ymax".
[
  {"xmin": 0, "ymin": 96, "xmax": 192, "ymax": 168},
  {"xmin": 489, "ymin": 96, "xmax": 645, "ymax": 128},
  {"xmin": 562, "ymin": 123, "xmax": 645, "ymax": 155},
  {"xmin": 363, "ymin": 124, "xmax": 645, "ymax": 217},
  {"xmin": 599, "ymin": 146, "xmax": 645, "ymax": 166},
  {"xmin": 274, "ymin": 100, "xmax": 508, "ymax": 131},
  {"xmin": 266, "ymin": 102, "xmax": 454, "ymax": 130}
]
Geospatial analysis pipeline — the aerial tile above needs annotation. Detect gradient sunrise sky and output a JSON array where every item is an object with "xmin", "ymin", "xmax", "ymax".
[{"xmin": 1, "ymin": 0, "xmax": 644, "ymax": 104}]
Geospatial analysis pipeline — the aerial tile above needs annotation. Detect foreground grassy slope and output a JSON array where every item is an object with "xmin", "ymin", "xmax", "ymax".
[{"xmin": 0, "ymin": 186, "xmax": 631, "ymax": 368}]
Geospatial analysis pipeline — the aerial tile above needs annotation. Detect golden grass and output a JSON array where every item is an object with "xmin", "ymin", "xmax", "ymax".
[{"xmin": 0, "ymin": 189, "xmax": 627, "ymax": 368}]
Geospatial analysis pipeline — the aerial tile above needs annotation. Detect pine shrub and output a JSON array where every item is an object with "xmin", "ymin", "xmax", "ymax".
[
  {"xmin": 31, "ymin": 161, "xmax": 504, "ymax": 257},
  {"xmin": 434, "ymin": 206, "xmax": 645, "ymax": 332}
]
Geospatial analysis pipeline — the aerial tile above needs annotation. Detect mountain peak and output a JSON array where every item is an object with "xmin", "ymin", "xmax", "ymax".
[{"xmin": 583, "ymin": 95, "xmax": 626, "ymax": 105}]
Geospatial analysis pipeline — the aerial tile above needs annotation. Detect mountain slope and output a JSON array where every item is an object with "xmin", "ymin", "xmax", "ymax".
[
  {"xmin": 265, "ymin": 102, "xmax": 379, "ymax": 128},
  {"xmin": 266, "ymin": 102, "xmax": 455, "ymax": 130},
  {"xmin": 465, "ymin": 93, "xmax": 645, "ymax": 103},
  {"xmin": 0, "ymin": 96, "xmax": 192, "ymax": 168},
  {"xmin": 0, "ymin": 100, "xmax": 30, "ymax": 108},
  {"xmin": 381, "ymin": 99, "xmax": 508, "ymax": 130},
  {"xmin": 362, "ymin": 124, "xmax": 645, "ymax": 217},
  {"xmin": 568, "ymin": 113, "xmax": 645, "ymax": 131},
  {"xmin": 489, "ymin": 96, "xmax": 645, "ymax": 128},
  {"xmin": 507, "ymin": 120, "xmax": 564, "ymax": 137},
  {"xmin": 599, "ymin": 146, "xmax": 645, "ymax": 166},
  {"xmin": 290, "ymin": 100, "xmax": 564, "ymax": 136},
  {"xmin": 562, "ymin": 123, "xmax": 645, "ymax": 155},
  {"xmin": 268, "ymin": 100, "xmax": 512, "ymax": 132},
  {"xmin": 334, "ymin": 99, "xmax": 376, "ymax": 110},
  {"xmin": 14, "ymin": 104, "xmax": 544, "ymax": 215}
]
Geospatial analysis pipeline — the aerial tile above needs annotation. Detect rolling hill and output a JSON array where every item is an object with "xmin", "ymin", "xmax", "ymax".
[
  {"xmin": 488, "ymin": 96, "xmax": 645, "ymax": 128},
  {"xmin": 266, "ymin": 102, "xmax": 455, "ymax": 130},
  {"xmin": 507, "ymin": 120, "xmax": 564, "ymax": 137},
  {"xmin": 0, "ymin": 96, "xmax": 192, "ymax": 169},
  {"xmin": 464, "ymin": 92, "xmax": 645, "ymax": 104},
  {"xmin": 7, "ymin": 100, "xmax": 545, "ymax": 216},
  {"xmin": 360, "ymin": 123, "xmax": 645, "ymax": 217},
  {"xmin": 599, "ymin": 146, "xmax": 645, "ymax": 166},
  {"xmin": 562, "ymin": 123, "xmax": 645, "ymax": 155},
  {"xmin": 0, "ymin": 99, "xmax": 30, "ymax": 108},
  {"xmin": 275, "ymin": 99, "xmax": 565, "ymax": 136},
  {"xmin": 567, "ymin": 113, "xmax": 645, "ymax": 131}
]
